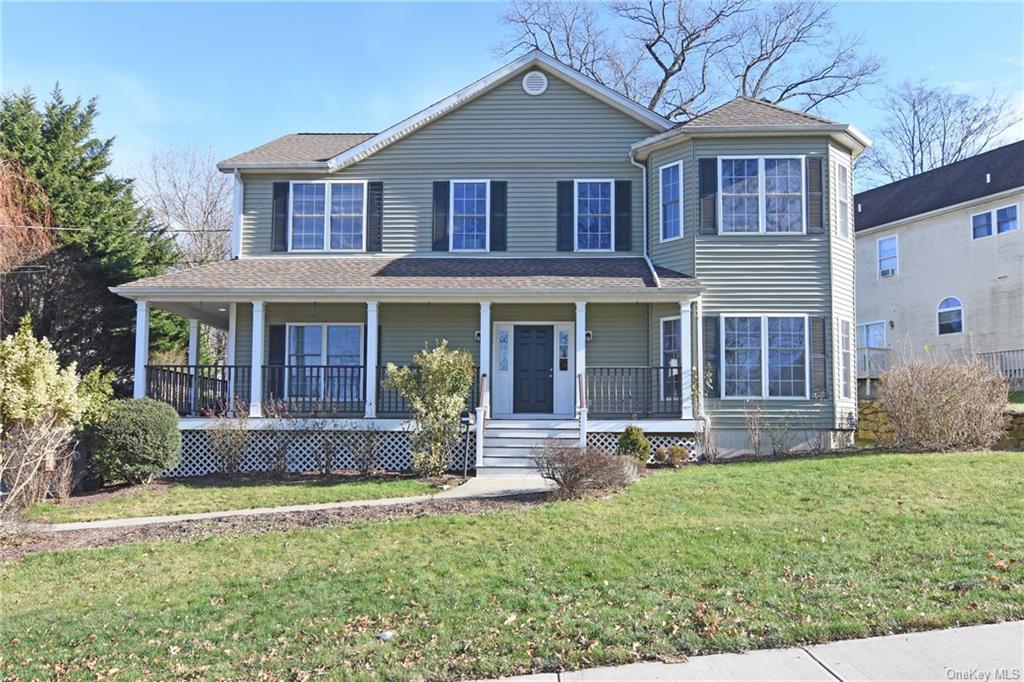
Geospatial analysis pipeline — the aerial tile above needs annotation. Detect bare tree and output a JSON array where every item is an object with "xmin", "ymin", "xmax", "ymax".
[
  {"xmin": 499, "ymin": 0, "xmax": 881, "ymax": 120},
  {"xmin": 137, "ymin": 146, "xmax": 231, "ymax": 269},
  {"xmin": 863, "ymin": 81, "xmax": 1022, "ymax": 184},
  {"xmin": 0, "ymin": 159, "xmax": 54, "ymax": 325}
]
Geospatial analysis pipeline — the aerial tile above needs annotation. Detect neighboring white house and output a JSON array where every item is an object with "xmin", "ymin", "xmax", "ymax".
[{"xmin": 854, "ymin": 141, "xmax": 1024, "ymax": 389}]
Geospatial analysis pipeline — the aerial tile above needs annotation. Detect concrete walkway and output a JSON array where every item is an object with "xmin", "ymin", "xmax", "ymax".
[
  {"xmin": 479, "ymin": 621, "xmax": 1024, "ymax": 681},
  {"xmin": 32, "ymin": 476, "xmax": 554, "ymax": 533}
]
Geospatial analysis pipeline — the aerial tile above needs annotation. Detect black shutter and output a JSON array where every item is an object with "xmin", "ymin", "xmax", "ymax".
[
  {"xmin": 366, "ymin": 181, "xmax": 383, "ymax": 252},
  {"xmin": 807, "ymin": 157, "xmax": 825, "ymax": 234},
  {"xmin": 810, "ymin": 316, "xmax": 828, "ymax": 398},
  {"xmin": 556, "ymin": 180, "xmax": 574, "ymax": 251},
  {"xmin": 490, "ymin": 180, "xmax": 507, "ymax": 251},
  {"xmin": 266, "ymin": 324, "xmax": 286, "ymax": 400},
  {"xmin": 614, "ymin": 180, "xmax": 632, "ymax": 251},
  {"xmin": 698, "ymin": 158, "xmax": 718, "ymax": 235},
  {"xmin": 432, "ymin": 181, "xmax": 450, "ymax": 251},
  {"xmin": 272, "ymin": 182, "xmax": 289, "ymax": 251},
  {"xmin": 702, "ymin": 315, "xmax": 720, "ymax": 398}
]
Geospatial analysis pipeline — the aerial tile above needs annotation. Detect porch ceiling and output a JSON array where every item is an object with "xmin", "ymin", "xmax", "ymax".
[
  {"xmin": 111, "ymin": 256, "xmax": 702, "ymax": 304},
  {"xmin": 150, "ymin": 301, "xmax": 230, "ymax": 329}
]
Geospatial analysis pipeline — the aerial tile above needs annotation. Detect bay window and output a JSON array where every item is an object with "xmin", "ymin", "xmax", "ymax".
[
  {"xmin": 660, "ymin": 162, "xmax": 682, "ymax": 240},
  {"xmin": 575, "ymin": 179, "xmax": 613, "ymax": 251},
  {"xmin": 836, "ymin": 164, "xmax": 851, "ymax": 237},
  {"xmin": 450, "ymin": 180, "xmax": 489, "ymax": 251},
  {"xmin": 290, "ymin": 181, "xmax": 367, "ymax": 252},
  {"xmin": 720, "ymin": 156, "xmax": 805, "ymax": 233},
  {"xmin": 722, "ymin": 315, "xmax": 808, "ymax": 399}
]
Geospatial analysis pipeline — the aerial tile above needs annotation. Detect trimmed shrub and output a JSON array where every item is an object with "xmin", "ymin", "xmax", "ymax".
[
  {"xmin": 616, "ymin": 425, "xmax": 651, "ymax": 466},
  {"xmin": 92, "ymin": 399, "xmax": 181, "ymax": 483},
  {"xmin": 878, "ymin": 358, "xmax": 1008, "ymax": 452},
  {"xmin": 537, "ymin": 443, "xmax": 639, "ymax": 499},
  {"xmin": 654, "ymin": 444, "xmax": 691, "ymax": 468}
]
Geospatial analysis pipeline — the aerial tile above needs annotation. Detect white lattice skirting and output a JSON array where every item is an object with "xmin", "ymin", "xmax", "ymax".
[
  {"xmin": 587, "ymin": 433, "xmax": 701, "ymax": 464},
  {"xmin": 166, "ymin": 430, "xmax": 476, "ymax": 478}
]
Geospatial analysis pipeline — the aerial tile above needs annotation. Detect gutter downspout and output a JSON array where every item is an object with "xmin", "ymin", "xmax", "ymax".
[{"xmin": 629, "ymin": 151, "xmax": 661, "ymax": 288}]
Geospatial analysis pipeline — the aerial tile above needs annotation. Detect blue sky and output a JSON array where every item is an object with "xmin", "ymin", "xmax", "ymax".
[{"xmin": 3, "ymin": 2, "xmax": 1022, "ymax": 178}]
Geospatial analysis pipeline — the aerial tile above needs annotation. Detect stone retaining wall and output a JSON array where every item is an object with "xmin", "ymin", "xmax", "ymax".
[{"xmin": 857, "ymin": 400, "xmax": 1024, "ymax": 449}]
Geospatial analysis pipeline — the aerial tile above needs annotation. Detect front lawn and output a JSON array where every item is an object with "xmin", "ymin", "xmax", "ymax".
[
  {"xmin": 2, "ymin": 452, "xmax": 1022, "ymax": 680},
  {"xmin": 23, "ymin": 474, "xmax": 437, "ymax": 523}
]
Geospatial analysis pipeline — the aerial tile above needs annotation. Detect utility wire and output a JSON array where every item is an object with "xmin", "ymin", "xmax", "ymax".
[{"xmin": 0, "ymin": 223, "xmax": 231, "ymax": 234}]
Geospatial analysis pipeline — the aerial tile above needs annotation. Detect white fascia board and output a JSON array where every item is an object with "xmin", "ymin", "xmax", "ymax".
[
  {"xmin": 632, "ymin": 124, "xmax": 872, "ymax": 159},
  {"xmin": 325, "ymin": 50, "xmax": 671, "ymax": 172}
]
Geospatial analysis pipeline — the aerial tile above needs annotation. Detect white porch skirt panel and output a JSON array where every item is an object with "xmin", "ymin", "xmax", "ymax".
[
  {"xmin": 165, "ymin": 430, "xmax": 476, "ymax": 478},
  {"xmin": 587, "ymin": 433, "xmax": 700, "ymax": 464}
]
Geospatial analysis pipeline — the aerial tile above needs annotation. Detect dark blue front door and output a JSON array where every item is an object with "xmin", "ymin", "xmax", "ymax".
[{"xmin": 513, "ymin": 325, "xmax": 554, "ymax": 413}]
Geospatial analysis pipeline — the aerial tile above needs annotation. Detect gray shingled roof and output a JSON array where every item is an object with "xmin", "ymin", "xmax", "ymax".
[
  {"xmin": 855, "ymin": 140, "xmax": 1024, "ymax": 231},
  {"xmin": 218, "ymin": 133, "xmax": 376, "ymax": 168},
  {"xmin": 118, "ymin": 257, "xmax": 697, "ymax": 292},
  {"xmin": 681, "ymin": 96, "xmax": 837, "ymax": 128}
]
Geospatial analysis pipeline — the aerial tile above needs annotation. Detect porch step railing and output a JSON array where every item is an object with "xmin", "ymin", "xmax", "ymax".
[
  {"xmin": 586, "ymin": 366, "xmax": 684, "ymax": 419},
  {"xmin": 146, "ymin": 365, "xmax": 251, "ymax": 416}
]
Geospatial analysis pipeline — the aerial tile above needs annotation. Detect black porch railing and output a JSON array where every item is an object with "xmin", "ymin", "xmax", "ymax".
[
  {"xmin": 146, "ymin": 365, "xmax": 251, "ymax": 416},
  {"xmin": 586, "ymin": 366, "xmax": 685, "ymax": 419},
  {"xmin": 261, "ymin": 365, "xmax": 365, "ymax": 417}
]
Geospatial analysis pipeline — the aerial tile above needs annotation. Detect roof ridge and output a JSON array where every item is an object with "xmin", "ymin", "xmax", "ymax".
[
  {"xmin": 857, "ymin": 139, "xmax": 1024, "ymax": 197},
  {"xmin": 291, "ymin": 132, "xmax": 378, "ymax": 136}
]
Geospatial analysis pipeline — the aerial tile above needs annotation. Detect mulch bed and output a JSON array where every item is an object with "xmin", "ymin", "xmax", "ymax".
[{"xmin": 0, "ymin": 493, "xmax": 548, "ymax": 561}]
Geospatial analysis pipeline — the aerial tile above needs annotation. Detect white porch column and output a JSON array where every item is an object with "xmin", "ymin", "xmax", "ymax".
[
  {"xmin": 249, "ymin": 300, "xmax": 265, "ymax": 417},
  {"xmin": 575, "ymin": 301, "xmax": 587, "ymax": 447},
  {"xmin": 694, "ymin": 297, "xmax": 704, "ymax": 416},
  {"xmin": 364, "ymin": 301, "xmax": 379, "ymax": 418},
  {"xmin": 187, "ymin": 318, "xmax": 200, "ymax": 414},
  {"xmin": 479, "ymin": 302, "xmax": 491, "ymax": 416},
  {"xmin": 226, "ymin": 303, "xmax": 237, "ymax": 411},
  {"xmin": 680, "ymin": 300, "xmax": 693, "ymax": 419},
  {"xmin": 132, "ymin": 300, "xmax": 150, "ymax": 399}
]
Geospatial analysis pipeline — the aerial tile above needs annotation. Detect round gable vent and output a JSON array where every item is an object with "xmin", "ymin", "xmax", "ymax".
[{"xmin": 522, "ymin": 70, "xmax": 548, "ymax": 96}]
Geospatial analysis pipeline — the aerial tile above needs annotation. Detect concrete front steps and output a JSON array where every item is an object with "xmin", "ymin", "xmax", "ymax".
[{"xmin": 476, "ymin": 419, "xmax": 580, "ymax": 477}]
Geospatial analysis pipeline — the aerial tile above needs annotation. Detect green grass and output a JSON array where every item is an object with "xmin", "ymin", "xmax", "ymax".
[
  {"xmin": 23, "ymin": 476, "xmax": 436, "ymax": 523},
  {"xmin": 3, "ymin": 452, "xmax": 1023, "ymax": 680},
  {"xmin": 1010, "ymin": 391, "xmax": 1024, "ymax": 407}
]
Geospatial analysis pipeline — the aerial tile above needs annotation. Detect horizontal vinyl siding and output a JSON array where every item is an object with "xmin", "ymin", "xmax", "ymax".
[
  {"xmin": 491, "ymin": 303, "xmax": 574, "ymax": 322},
  {"xmin": 829, "ymin": 141, "xmax": 857, "ymax": 427},
  {"xmin": 692, "ymin": 137, "xmax": 836, "ymax": 429},
  {"xmin": 647, "ymin": 143, "xmax": 696, "ymax": 276},
  {"xmin": 241, "ymin": 69, "xmax": 655, "ymax": 257},
  {"xmin": 588, "ymin": 303, "xmax": 649, "ymax": 366},
  {"xmin": 379, "ymin": 304, "xmax": 479, "ymax": 365}
]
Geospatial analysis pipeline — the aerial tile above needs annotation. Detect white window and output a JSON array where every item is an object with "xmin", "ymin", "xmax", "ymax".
[
  {"xmin": 450, "ymin": 180, "xmax": 489, "ymax": 251},
  {"xmin": 840, "ymin": 319, "xmax": 853, "ymax": 400},
  {"xmin": 857, "ymin": 321, "xmax": 886, "ymax": 349},
  {"xmin": 575, "ymin": 179, "xmax": 614, "ymax": 251},
  {"xmin": 836, "ymin": 164, "xmax": 851, "ymax": 238},
  {"xmin": 877, "ymin": 235, "xmax": 898, "ymax": 278},
  {"xmin": 719, "ymin": 156, "xmax": 805, "ymax": 234},
  {"xmin": 722, "ymin": 315, "xmax": 808, "ymax": 399},
  {"xmin": 972, "ymin": 204, "xmax": 1019, "ymax": 239},
  {"xmin": 660, "ymin": 162, "xmax": 682, "ymax": 241},
  {"xmin": 285, "ymin": 323, "xmax": 364, "ymax": 402},
  {"xmin": 937, "ymin": 297, "xmax": 964, "ymax": 335},
  {"xmin": 660, "ymin": 317, "xmax": 682, "ymax": 399},
  {"xmin": 290, "ymin": 181, "xmax": 367, "ymax": 252}
]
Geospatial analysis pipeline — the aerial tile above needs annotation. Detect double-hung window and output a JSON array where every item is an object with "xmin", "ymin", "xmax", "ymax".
[
  {"xmin": 836, "ymin": 164, "xmax": 851, "ymax": 237},
  {"xmin": 877, "ymin": 235, "xmax": 898, "ymax": 278},
  {"xmin": 290, "ymin": 181, "xmax": 367, "ymax": 252},
  {"xmin": 450, "ymin": 180, "xmax": 489, "ymax": 251},
  {"xmin": 840, "ymin": 320, "xmax": 853, "ymax": 400},
  {"xmin": 720, "ymin": 157, "xmax": 805, "ymax": 233},
  {"xmin": 722, "ymin": 315, "xmax": 808, "ymax": 399},
  {"xmin": 857, "ymin": 321, "xmax": 886, "ymax": 349},
  {"xmin": 286, "ymin": 324, "xmax": 364, "ymax": 403},
  {"xmin": 575, "ymin": 179, "xmax": 614, "ymax": 251},
  {"xmin": 661, "ymin": 317, "xmax": 682, "ymax": 399},
  {"xmin": 937, "ymin": 297, "xmax": 963, "ymax": 335},
  {"xmin": 660, "ymin": 162, "xmax": 682, "ymax": 241},
  {"xmin": 974, "ymin": 204, "xmax": 1019, "ymax": 238}
]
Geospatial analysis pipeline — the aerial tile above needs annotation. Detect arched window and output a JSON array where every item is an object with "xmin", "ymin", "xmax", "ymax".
[{"xmin": 937, "ymin": 297, "xmax": 964, "ymax": 335}]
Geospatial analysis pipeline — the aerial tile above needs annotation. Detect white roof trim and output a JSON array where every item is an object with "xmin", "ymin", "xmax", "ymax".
[
  {"xmin": 632, "ymin": 123, "xmax": 872, "ymax": 159},
  {"xmin": 326, "ymin": 50, "xmax": 671, "ymax": 172}
]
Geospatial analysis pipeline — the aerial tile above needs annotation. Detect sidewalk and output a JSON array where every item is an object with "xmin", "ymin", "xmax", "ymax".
[
  {"xmin": 479, "ymin": 621, "xmax": 1024, "ymax": 681},
  {"xmin": 31, "ymin": 476, "xmax": 554, "ymax": 533}
]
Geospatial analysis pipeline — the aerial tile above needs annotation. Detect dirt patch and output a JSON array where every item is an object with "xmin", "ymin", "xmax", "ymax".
[{"xmin": 0, "ymin": 493, "xmax": 547, "ymax": 561}]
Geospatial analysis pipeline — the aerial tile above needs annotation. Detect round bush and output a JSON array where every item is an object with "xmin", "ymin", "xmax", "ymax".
[
  {"xmin": 93, "ymin": 398, "xmax": 181, "ymax": 483},
  {"xmin": 617, "ymin": 425, "xmax": 651, "ymax": 465}
]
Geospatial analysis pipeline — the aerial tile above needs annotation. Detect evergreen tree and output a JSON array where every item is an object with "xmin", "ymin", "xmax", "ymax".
[{"xmin": 0, "ymin": 86, "xmax": 184, "ymax": 388}]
